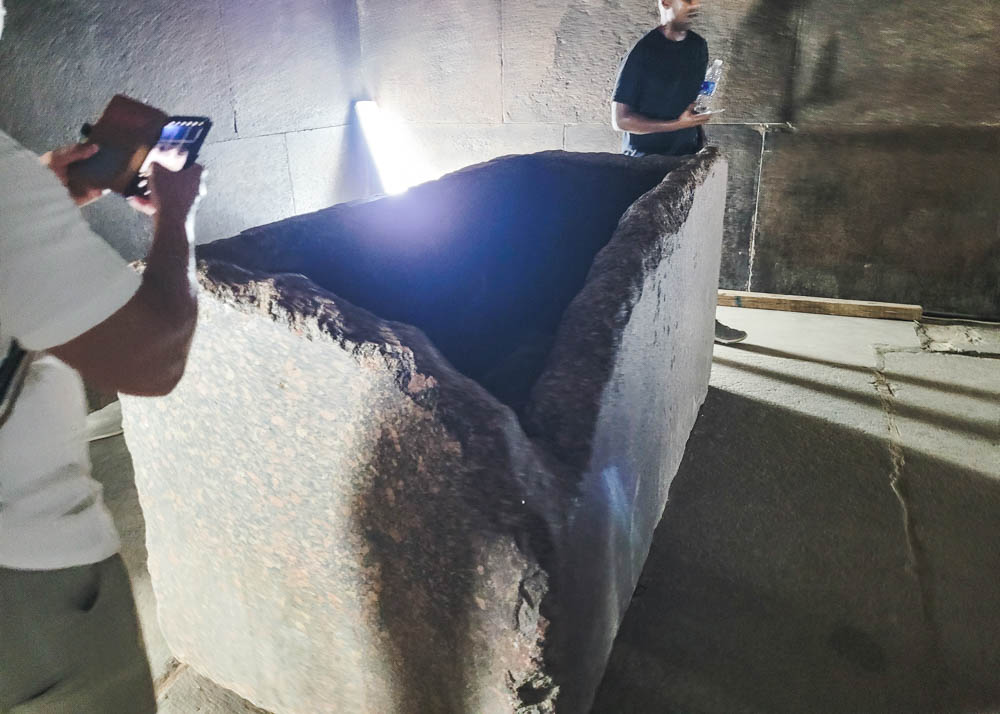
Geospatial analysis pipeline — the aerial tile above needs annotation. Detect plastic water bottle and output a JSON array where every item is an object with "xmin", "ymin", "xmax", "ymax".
[{"xmin": 695, "ymin": 59, "xmax": 724, "ymax": 113}]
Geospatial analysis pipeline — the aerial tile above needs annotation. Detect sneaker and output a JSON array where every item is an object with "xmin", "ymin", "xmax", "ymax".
[{"xmin": 714, "ymin": 320, "xmax": 747, "ymax": 345}]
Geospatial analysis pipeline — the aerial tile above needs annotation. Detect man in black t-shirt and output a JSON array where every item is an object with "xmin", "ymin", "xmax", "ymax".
[
  {"xmin": 611, "ymin": 0, "xmax": 747, "ymax": 344},
  {"xmin": 612, "ymin": 2, "xmax": 709, "ymax": 156}
]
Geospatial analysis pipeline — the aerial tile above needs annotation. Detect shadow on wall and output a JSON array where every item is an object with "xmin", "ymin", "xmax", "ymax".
[
  {"xmin": 722, "ymin": 0, "xmax": 858, "ymax": 120},
  {"xmin": 335, "ymin": 101, "xmax": 376, "ymax": 203},
  {"xmin": 802, "ymin": 33, "xmax": 842, "ymax": 107},
  {"xmin": 592, "ymin": 385, "xmax": 1000, "ymax": 713},
  {"xmin": 728, "ymin": 0, "xmax": 812, "ymax": 123}
]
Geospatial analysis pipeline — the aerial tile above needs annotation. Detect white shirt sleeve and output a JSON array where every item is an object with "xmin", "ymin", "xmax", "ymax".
[{"xmin": 0, "ymin": 131, "xmax": 142, "ymax": 351}]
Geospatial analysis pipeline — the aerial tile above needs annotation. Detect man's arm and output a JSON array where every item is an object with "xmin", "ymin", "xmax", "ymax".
[
  {"xmin": 50, "ymin": 163, "xmax": 204, "ymax": 397},
  {"xmin": 612, "ymin": 100, "xmax": 711, "ymax": 134}
]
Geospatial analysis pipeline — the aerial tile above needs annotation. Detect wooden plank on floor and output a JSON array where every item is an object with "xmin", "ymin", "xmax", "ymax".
[{"xmin": 718, "ymin": 290, "xmax": 922, "ymax": 321}]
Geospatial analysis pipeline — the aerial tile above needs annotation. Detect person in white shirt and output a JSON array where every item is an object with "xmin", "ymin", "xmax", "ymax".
[{"xmin": 0, "ymin": 4, "xmax": 205, "ymax": 710}]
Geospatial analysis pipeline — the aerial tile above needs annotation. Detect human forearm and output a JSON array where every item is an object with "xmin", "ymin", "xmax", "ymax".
[
  {"xmin": 130, "ymin": 165, "xmax": 203, "ymax": 383},
  {"xmin": 50, "ymin": 164, "xmax": 204, "ymax": 396},
  {"xmin": 612, "ymin": 101, "xmax": 709, "ymax": 135},
  {"xmin": 52, "ymin": 216, "xmax": 197, "ymax": 397},
  {"xmin": 615, "ymin": 113, "xmax": 687, "ymax": 134},
  {"xmin": 141, "ymin": 210, "xmax": 196, "ymax": 320},
  {"xmin": 133, "ymin": 212, "xmax": 198, "ymax": 384}
]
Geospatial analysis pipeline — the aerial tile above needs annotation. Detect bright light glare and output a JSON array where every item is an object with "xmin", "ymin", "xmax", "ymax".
[{"xmin": 355, "ymin": 101, "xmax": 435, "ymax": 195}]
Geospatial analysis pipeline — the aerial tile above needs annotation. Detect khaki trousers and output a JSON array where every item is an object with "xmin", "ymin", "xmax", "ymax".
[{"xmin": 0, "ymin": 555, "xmax": 156, "ymax": 713}]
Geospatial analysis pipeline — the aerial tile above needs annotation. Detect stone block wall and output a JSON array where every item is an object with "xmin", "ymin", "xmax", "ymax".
[
  {"xmin": 2, "ymin": 0, "xmax": 995, "ymax": 312},
  {"xmin": 530, "ymin": 0, "xmax": 1000, "ymax": 317},
  {"xmin": 752, "ymin": 127, "xmax": 999, "ymax": 319},
  {"xmin": 121, "ymin": 150, "xmax": 727, "ymax": 713}
]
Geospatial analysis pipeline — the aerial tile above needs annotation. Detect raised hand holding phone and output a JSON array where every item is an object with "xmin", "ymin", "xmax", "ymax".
[
  {"xmin": 128, "ymin": 117, "xmax": 212, "ymax": 199},
  {"xmin": 65, "ymin": 96, "xmax": 211, "ymax": 202},
  {"xmin": 129, "ymin": 162, "xmax": 206, "ymax": 219}
]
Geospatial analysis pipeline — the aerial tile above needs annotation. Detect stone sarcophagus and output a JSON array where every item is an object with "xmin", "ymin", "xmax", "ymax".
[{"xmin": 122, "ymin": 149, "xmax": 727, "ymax": 713}]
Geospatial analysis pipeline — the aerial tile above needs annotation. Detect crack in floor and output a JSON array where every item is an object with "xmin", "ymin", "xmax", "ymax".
[
  {"xmin": 870, "ymin": 343, "xmax": 946, "ymax": 705},
  {"xmin": 915, "ymin": 320, "xmax": 1000, "ymax": 359},
  {"xmin": 154, "ymin": 659, "xmax": 189, "ymax": 702},
  {"xmin": 871, "ymin": 346, "xmax": 917, "ymax": 573}
]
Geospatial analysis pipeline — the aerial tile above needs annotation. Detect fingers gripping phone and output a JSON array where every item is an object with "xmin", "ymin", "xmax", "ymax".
[
  {"xmin": 128, "ymin": 117, "xmax": 212, "ymax": 197},
  {"xmin": 66, "ymin": 95, "xmax": 211, "ymax": 200}
]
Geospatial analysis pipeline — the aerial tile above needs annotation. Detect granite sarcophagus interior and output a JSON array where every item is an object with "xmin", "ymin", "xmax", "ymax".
[{"xmin": 121, "ymin": 149, "xmax": 727, "ymax": 713}]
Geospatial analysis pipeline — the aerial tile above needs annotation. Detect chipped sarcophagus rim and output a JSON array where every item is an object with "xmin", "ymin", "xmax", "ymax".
[{"xmin": 122, "ymin": 148, "xmax": 727, "ymax": 713}]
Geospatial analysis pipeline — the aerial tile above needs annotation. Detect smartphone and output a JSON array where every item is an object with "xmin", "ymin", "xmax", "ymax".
[
  {"xmin": 125, "ymin": 117, "xmax": 212, "ymax": 198},
  {"xmin": 66, "ymin": 96, "xmax": 212, "ymax": 200}
]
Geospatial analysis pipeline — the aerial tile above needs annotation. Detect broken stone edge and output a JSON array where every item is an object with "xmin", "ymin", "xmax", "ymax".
[
  {"xmin": 172, "ymin": 149, "xmax": 718, "ymax": 711},
  {"xmin": 193, "ymin": 259, "xmax": 567, "ymax": 709},
  {"xmin": 525, "ymin": 148, "xmax": 722, "ymax": 475}
]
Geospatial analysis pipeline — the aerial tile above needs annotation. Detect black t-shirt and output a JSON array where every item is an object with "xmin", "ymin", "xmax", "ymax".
[{"xmin": 613, "ymin": 28, "xmax": 709, "ymax": 156}]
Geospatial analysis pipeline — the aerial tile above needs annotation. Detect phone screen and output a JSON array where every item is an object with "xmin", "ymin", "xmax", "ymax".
[{"xmin": 131, "ymin": 119, "xmax": 211, "ymax": 196}]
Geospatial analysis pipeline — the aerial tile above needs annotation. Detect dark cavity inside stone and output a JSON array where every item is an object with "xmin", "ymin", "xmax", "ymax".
[{"xmin": 198, "ymin": 152, "xmax": 682, "ymax": 412}]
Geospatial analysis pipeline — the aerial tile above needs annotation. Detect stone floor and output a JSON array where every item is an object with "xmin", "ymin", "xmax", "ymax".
[{"xmin": 90, "ymin": 306, "xmax": 1000, "ymax": 713}]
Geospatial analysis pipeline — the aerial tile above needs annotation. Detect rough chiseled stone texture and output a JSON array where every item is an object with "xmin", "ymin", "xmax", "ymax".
[
  {"xmin": 122, "ymin": 150, "xmax": 727, "ymax": 713},
  {"xmin": 752, "ymin": 127, "xmax": 1000, "ymax": 319},
  {"xmin": 0, "ymin": 0, "xmax": 236, "ymax": 151}
]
